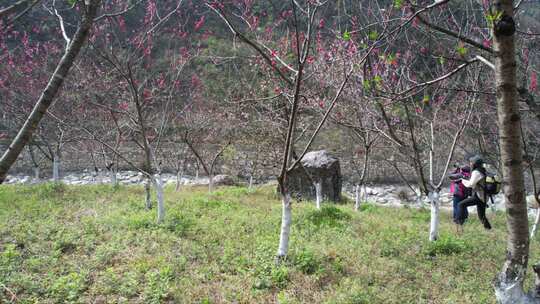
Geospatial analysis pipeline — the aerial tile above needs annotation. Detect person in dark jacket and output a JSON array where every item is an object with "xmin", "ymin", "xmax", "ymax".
[{"xmin": 456, "ymin": 155, "xmax": 492, "ymax": 232}]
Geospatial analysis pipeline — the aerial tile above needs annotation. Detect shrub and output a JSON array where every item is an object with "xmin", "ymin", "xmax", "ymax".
[
  {"xmin": 142, "ymin": 266, "xmax": 174, "ymax": 303},
  {"xmin": 37, "ymin": 182, "xmax": 66, "ymax": 197},
  {"xmin": 379, "ymin": 243, "xmax": 401, "ymax": 257},
  {"xmin": 425, "ymin": 235, "xmax": 469, "ymax": 256},
  {"xmin": 162, "ymin": 213, "xmax": 194, "ymax": 236},
  {"xmin": 50, "ymin": 272, "xmax": 87, "ymax": 301},
  {"xmin": 212, "ymin": 186, "xmax": 247, "ymax": 197},
  {"xmin": 293, "ymin": 248, "xmax": 321, "ymax": 275},
  {"xmin": 304, "ymin": 206, "xmax": 351, "ymax": 228},
  {"xmin": 53, "ymin": 237, "xmax": 77, "ymax": 255},
  {"xmin": 126, "ymin": 212, "xmax": 154, "ymax": 230},
  {"xmin": 358, "ymin": 203, "xmax": 378, "ymax": 213},
  {"xmin": 270, "ymin": 266, "xmax": 289, "ymax": 288},
  {"xmin": 411, "ymin": 210, "xmax": 431, "ymax": 223},
  {"xmin": 348, "ymin": 292, "xmax": 371, "ymax": 304}
]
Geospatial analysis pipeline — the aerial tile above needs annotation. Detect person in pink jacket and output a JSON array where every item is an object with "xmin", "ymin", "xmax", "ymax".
[
  {"xmin": 449, "ymin": 165, "xmax": 471, "ymax": 224},
  {"xmin": 455, "ymin": 155, "xmax": 492, "ymax": 232}
]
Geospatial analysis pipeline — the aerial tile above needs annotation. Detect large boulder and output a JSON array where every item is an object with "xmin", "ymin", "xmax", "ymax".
[
  {"xmin": 285, "ymin": 150, "xmax": 342, "ymax": 202},
  {"xmin": 213, "ymin": 174, "xmax": 237, "ymax": 186}
]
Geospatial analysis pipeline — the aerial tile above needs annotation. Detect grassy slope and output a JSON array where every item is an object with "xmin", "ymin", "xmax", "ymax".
[{"xmin": 0, "ymin": 184, "xmax": 538, "ymax": 304}]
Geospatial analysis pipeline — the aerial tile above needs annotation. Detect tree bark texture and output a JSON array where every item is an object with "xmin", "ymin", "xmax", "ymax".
[{"xmin": 492, "ymin": 0, "xmax": 531, "ymax": 302}]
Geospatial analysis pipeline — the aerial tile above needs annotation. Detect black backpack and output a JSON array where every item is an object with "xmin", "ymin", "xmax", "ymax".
[{"xmin": 484, "ymin": 172, "xmax": 501, "ymax": 196}]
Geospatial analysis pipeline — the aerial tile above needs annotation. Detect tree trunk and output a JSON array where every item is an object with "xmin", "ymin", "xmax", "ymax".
[
  {"xmin": 33, "ymin": 166, "xmax": 40, "ymax": 181},
  {"xmin": 276, "ymin": 192, "xmax": 292, "ymax": 259},
  {"xmin": 175, "ymin": 170, "xmax": 183, "ymax": 192},
  {"xmin": 492, "ymin": 1, "xmax": 532, "ymax": 302},
  {"xmin": 0, "ymin": 0, "xmax": 101, "ymax": 184},
  {"xmin": 208, "ymin": 174, "xmax": 214, "ymax": 193},
  {"xmin": 315, "ymin": 181, "xmax": 322, "ymax": 209},
  {"xmin": 355, "ymin": 184, "xmax": 360, "ymax": 211},
  {"xmin": 98, "ymin": 169, "xmax": 104, "ymax": 184},
  {"xmin": 52, "ymin": 153, "xmax": 60, "ymax": 182},
  {"xmin": 145, "ymin": 178, "xmax": 152, "ymax": 209},
  {"xmin": 155, "ymin": 174, "xmax": 165, "ymax": 224},
  {"xmin": 248, "ymin": 175, "xmax": 253, "ymax": 190},
  {"xmin": 110, "ymin": 169, "xmax": 117, "ymax": 186},
  {"xmin": 429, "ymin": 191, "xmax": 440, "ymax": 242}
]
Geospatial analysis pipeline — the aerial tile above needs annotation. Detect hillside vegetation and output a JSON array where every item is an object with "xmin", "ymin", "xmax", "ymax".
[{"xmin": 1, "ymin": 184, "xmax": 539, "ymax": 303}]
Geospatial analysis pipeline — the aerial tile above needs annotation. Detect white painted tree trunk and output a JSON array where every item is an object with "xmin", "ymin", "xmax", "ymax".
[
  {"xmin": 110, "ymin": 169, "xmax": 117, "ymax": 186},
  {"xmin": 429, "ymin": 191, "xmax": 440, "ymax": 242},
  {"xmin": 195, "ymin": 167, "xmax": 199, "ymax": 180},
  {"xmin": 33, "ymin": 166, "xmax": 40, "ymax": 181},
  {"xmin": 277, "ymin": 192, "xmax": 292, "ymax": 258},
  {"xmin": 52, "ymin": 154, "xmax": 60, "ymax": 182},
  {"xmin": 208, "ymin": 174, "xmax": 214, "ymax": 193},
  {"xmin": 154, "ymin": 174, "xmax": 165, "ymax": 224},
  {"xmin": 355, "ymin": 184, "xmax": 360, "ymax": 211},
  {"xmin": 99, "ymin": 170, "xmax": 105, "ymax": 184},
  {"xmin": 248, "ymin": 175, "xmax": 253, "ymax": 190},
  {"xmin": 145, "ymin": 179, "xmax": 152, "ymax": 209},
  {"xmin": 175, "ymin": 170, "xmax": 183, "ymax": 192},
  {"xmin": 315, "ymin": 181, "xmax": 322, "ymax": 209},
  {"xmin": 531, "ymin": 208, "xmax": 540, "ymax": 240},
  {"xmin": 494, "ymin": 280, "xmax": 533, "ymax": 304},
  {"xmin": 362, "ymin": 184, "xmax": 369, "ymax": 203}
]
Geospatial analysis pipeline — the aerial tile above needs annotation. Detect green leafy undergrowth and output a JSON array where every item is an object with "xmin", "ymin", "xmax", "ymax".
[{"xmin": 0, "ymin": 184, "xmax": 535, "ymax": 303}]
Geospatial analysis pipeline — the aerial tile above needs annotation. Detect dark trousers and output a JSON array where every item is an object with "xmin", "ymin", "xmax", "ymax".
[
  {"xmin": 453, "ymin": 195, "xmax": 468, "ymax": 223},
  {"xmin": 456, "ymin": 194, "xmax": 492, "ymax": 229}
]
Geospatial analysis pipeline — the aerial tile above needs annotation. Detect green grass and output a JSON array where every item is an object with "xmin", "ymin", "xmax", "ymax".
[{"xmin": 0, "ymin": 183, "xmax": 537, "ymax": 303}]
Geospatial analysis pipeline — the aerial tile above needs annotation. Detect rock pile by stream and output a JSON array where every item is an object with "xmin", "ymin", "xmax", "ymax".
[{"xmin": 3, "ymin": 171, "xmax": 208, "ymax": 186}]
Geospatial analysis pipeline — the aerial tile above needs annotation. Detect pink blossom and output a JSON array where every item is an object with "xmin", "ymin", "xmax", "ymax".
[
  {"xmin": 281, "ymin": 10, "xmax": 292, "ymax": 19},
  {"xmin": 412, "ymin": 16, "xmax": 419, "ymax": 27},
  {"xmin": 531, "ymin": 72, "xmax": 538, "ymax": 92},
  {"xmin": 143, "ymin": 89, "xmax": 152, "ymax": 101},
  {"xmin": 118, "ymin": 102, "xmax": 129, "ymax": 111},
  {"xmin": 250, "ymin": 15, "xmax": 259, "ymax": 29},
  {"xmin": 158, "ymin": 74, "xmax": 166, "ymax": 88},
  {"xmin": 144, "ymin": 0, "xmax": 157, "ymax": 24},
  {"xmin": 194, "ymin": 16, "xmax": 205, "ymax": 31},
  {"xmin": 265, "ymin": 26, "xmax": 273, "ymax": 38},
  {"xmin": 191, "ymin": 75, "xmax": 202, "ymax": 87},
  {"xmin": 118, "ymin": 16, "xmax": 126, "ymax": 32}
]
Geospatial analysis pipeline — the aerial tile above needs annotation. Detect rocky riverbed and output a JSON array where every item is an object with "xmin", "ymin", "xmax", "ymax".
[{"xmin": 3, "ymin": 171, "xmax": 209, "ymax": 186}]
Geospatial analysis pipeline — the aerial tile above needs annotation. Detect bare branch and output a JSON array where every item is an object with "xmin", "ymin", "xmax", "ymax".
[
  {"xmin": 207, "ymin": 3, "xmax": 294, "ymax": 86},
  {"xmin": 408, "ymin": 1, "xmax": 494, "ymax": 54},
  {"xmin": 475, "ymin": 55, "xmax": 495, "ymax": 70},
  {"xmin": 394, "ymin": 58, "xmax": 479, "ymax": 98},
  {"xmin": 53, "ymin": 0, "xmax": 71, "ymax": 48},
  {"xmin": 94, "ymin": 0, "xmax": 144, "ymax": 21}
]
